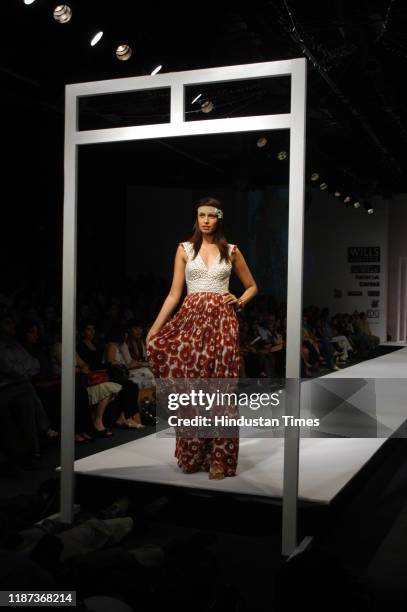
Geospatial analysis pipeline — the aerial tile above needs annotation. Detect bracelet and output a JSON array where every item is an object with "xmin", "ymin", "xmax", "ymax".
[{"xmin": 237, "ymin": 298, "xmax": 244, "ymax": 308}]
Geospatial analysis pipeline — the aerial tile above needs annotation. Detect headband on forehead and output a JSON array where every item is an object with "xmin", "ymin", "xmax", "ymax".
[{"xmin": 198, "ymin": 205, "xmax": 223, "ymax": 219}]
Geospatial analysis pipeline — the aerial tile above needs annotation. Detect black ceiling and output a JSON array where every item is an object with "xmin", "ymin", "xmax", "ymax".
[{"xmin": 2, "ymin": 0, "xmax": 407, "ymax": 196}]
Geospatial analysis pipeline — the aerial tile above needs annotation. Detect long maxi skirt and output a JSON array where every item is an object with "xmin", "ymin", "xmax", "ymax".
[{"xmin": 146, "ymin": 291, "xmax": 240, "ymax": 477}]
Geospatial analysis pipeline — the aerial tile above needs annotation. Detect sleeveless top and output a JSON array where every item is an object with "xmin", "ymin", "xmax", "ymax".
[{"xmin": 180, "ymin": 241, "xmax": 237, "ymax": 294}]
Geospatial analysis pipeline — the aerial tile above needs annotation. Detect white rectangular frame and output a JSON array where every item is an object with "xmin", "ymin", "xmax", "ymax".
[{"xmin": 62, "ymin": 58, "xmax": 307, "ymax": 556}]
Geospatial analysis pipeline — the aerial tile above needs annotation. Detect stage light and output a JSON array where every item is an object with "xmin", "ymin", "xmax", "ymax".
[
  {"xmin": 319, "ymin": 182, "xmax": 328, "ymax": 190},
  {"xmin": 363, "ymin": 201, "xmax": 374, "ymax": 214},
  {"xmin": 334, "ymin": 191, "xmax": 341, "ymax": 197},
  {"xmin": 192, "ymin": 93, "xmax": 202, "ymax": 104},
  {"xmin": 277, "ymin": 151, "xmax": 287, "ymax": 160},
  {"xmin": 257, "ymin": 137, "xmax": 268, "ymax": 148},
  {"xmin": 24, "ymin": 0, "xmax": 37, "ymax": 5},
  {"xmin": 201, "ymin": 100, "xmax": 214, "ymax": 113},
  {"xmin": 115, "ymin": 45, "xmax": 132, "ymax": 61},
  {"xmin": 53, "ymin": 4, "xmax": 72, "ymax": 23},
  {"xmin": 311, "ymin": 172, "xmax": 319, "ymax": 181},
  {"xmin": 151, "ymin": 65, "xmax": 162, "ymax": 75},
  {"xmin": 353, "ymin": 200, "xmax": 361, "ymax": 209},
  {"xmin": 90, "ymin": 31, "xmax": 103, "ymax": 46},
  {"xmin": 343, "ymin": 195, "xmax": 351, "ymax": 204}
]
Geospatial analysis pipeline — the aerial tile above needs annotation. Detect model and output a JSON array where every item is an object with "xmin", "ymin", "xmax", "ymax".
[{"xmin": 146, "ymin": 196, "xmax": 258, "ymax": 479}]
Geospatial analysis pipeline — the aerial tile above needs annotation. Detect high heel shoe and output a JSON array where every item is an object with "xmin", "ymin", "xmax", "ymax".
[{"xmin": 209, "ymin": 465, "xmax": 225, "ymax": 480}]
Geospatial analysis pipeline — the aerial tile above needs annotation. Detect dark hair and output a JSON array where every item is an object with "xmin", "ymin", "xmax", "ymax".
[
  {"xmin": 186, "ymin": 196, "xmax": 231, "ymax": 264},
  {"xmin": 78, "ymin": 319, "xmax": 96, "ymax": 334},
  {"xmin": 106, "ymin": 325, "xmax": 126, "ymax": 344}
]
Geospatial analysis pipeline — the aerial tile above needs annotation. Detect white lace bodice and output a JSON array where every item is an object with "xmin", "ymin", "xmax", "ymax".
[{"xmin": 180, "ymin": 241, "xmax": 236, "ymax": 294}]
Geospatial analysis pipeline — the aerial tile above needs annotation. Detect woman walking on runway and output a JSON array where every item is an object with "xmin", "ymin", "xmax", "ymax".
[{"xmin": 146, "ymin": 197, "xmax": 258, "ymax": 479}]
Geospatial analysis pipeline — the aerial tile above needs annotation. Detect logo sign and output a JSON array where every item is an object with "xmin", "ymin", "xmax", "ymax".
[
  {"xmin": 348, "ymin": 247, "xmax": 380, "ymax": 263},
  {"xmin": 351, "ymin": 265, "xmax": 380, "ymax": 273},
  {"xmin": 367, "ymin": 309, "xmax": 380, "ymax": 319}
]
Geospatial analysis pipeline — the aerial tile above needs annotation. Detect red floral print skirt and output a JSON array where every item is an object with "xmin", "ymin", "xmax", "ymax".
[{"xmin": 146, "ymin": 291, "xmax": 240, "ymax": 477}]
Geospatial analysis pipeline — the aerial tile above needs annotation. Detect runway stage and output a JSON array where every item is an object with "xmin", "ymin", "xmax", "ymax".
[{"xmin": 72, "ymin": 347, "xmax": 407, "ymax": 504}]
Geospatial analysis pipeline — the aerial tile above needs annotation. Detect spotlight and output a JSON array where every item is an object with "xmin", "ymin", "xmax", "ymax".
[
  {"xmin": 363, "ymin": 201, "xmax": 374, "ymax": 214},
  {"xmin": 257, "ymin": 137, "xmax": 268, "ymax": 148},
  {"xmin": 192, "ymin": 93, "xmax": 202, "ymax": 104},
  {"xmin": 319, "ymin": 182, "xmax": 328, "ymax": 190},
  {"xmin": 353, "ymin": 200, "xmax": 361, "ymax": 209},
  {"xmin": 151, "ymin": 65, "xmax": 162, "ymax": 75},
  {"xmin": 115, "ymin": 44, "xmax": 132, "ymax": 61},
  {"xmin": 343, "ymin": 195, "xmax": 351, "ymax": 204},
  {"xmin": 334, "ymin": 191, "xmax": 342, "ymax": 198},
  {"xmin": 90, "ymin": 31, "xmax": 103, "ymax": 47},
  {"xmin": 311, "ymin": 172, "xmax": 319, "ymax": 181},
  {"xmin": 277, "ymin": 151, "xmax": 287, "ymax": 161},
  {"xmin": 53, "ymin": 4, "xmax": 72, "ymax": 23},
  {"xmin": 201, "ymin": 100, "xmax": 214, "ymax": 114},
  {"xmin": 24, "ymin": 0, "xmax": 37, "ymax": 4}
]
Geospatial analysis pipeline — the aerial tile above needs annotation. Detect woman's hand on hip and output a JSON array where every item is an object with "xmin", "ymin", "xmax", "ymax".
[{"xmin": 222, "ymin": 292, "xmax": 238, "ymax": 306}]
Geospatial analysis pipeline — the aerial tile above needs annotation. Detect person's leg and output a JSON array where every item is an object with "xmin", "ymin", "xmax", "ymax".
[
  {"xmin": 319, "ymin": 338, "xmax": 336, "ymax": 369},
  {"xmin": 118, "ymin": 381, "xmax": 144, "ymax": 428},
  {"xmin": 72, "ymin": 387, "xmax": 94, "ymax": 441},
  {"xmin": 14, "ymin": 383, "xmax": 42, "ymax": 455},
  {"xmin": 92, "ymin": 397, "xmax": 111, "ymax": 432},
  {"xmin": 31, "ymin": 388, "xmax": 53, "ymax": 436}
]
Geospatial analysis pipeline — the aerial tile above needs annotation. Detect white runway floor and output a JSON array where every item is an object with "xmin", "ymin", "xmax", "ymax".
[{"xmin": 72, "ymin": 348, "xmax": 407, "ymax": 504}]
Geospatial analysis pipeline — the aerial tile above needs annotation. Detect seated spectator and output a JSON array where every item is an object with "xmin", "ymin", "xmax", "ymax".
[
  {"xmin": 351, "ymin": 311, "xmax": 379, "ymax": 358},
  {"xmin": 75, "ymin": 352, "xmax": 121, "ymax": 439},
  {"xmin": 0, "ymin": 314, "xmax": 58, "ymax": 467},
  {"xmin": 49, "ymin": 326, "xmax": 120, "ymax": 441},
  {"xmin": 319, "ymin": 308, "xmax": 354, "ymax": 363},
  {"xmin": 122, "ymin": 319, "xmax": 155, "ymax": 389},
  {"xmin": 309, "ymin": 311, "xmax": 338, "ymax": 371},
  {"xmin": 18, "ymin": 320, "xmax": 54, "ymax": 379},
  {"xmin": 358, "ymin": 312, "xmax": 380, "ymax": 348},
  {"xmin": 76, "ymin": 321, "xmax": 105, "ymax": 371},
  {"xmin": 104, "ymin": 326, "xmax": 144, "ymax": 429}
]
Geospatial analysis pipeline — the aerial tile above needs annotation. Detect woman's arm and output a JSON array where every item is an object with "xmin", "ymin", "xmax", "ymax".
[
  {"xmin": 105, "ymin": 342, "xmax": 121, "ymax": 365},
  {"xmin": 225, "ymin": 247, "xmax": 258, "ymax": 308},
  {"xmin": 120, "ymin": 342, "xmax": 142, "ymax": 369},
  {"xmin": 76, "ymin": 352, "xmax": 89, "ymax": 373},
  {"xmin": 147, "ymin": 245, "xmax": 186, "ymax": 342}
]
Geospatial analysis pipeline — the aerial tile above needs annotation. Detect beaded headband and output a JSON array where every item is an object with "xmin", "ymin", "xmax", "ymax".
[{"xmin": 198, "ymin": 205, "xmax": 223, "ymax": 219}]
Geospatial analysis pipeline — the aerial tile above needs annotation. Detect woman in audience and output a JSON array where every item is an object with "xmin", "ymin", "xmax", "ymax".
[
  {"xmin": 121, "ymin": 319, "xmax": 155, "ymax": 389},
  {"xmin": 104, "ymin": 326, "xmax": 144, "ymax": 429},
  {"xmin": 18, "ymin": 320, "xmax": 54, "ymax": 379},
  {"xmin": 318, "ymin": 308, "xmax": 353, "ymax": 363},
  {"xmin": 49, "ymin": 327, "xmax": 120, "ymax": 440},
  {"xmin": 75, "ymin": 352, "xmax": 122, "ymax": 438},
  {"xmin": 76, "ymin": 320, "xmax": 105, "ymax": 370}
]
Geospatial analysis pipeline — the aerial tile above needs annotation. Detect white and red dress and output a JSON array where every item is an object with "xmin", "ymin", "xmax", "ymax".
[{"xmin": 146, "ymin": 241, "xmax": 240, "ymax": 477}]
